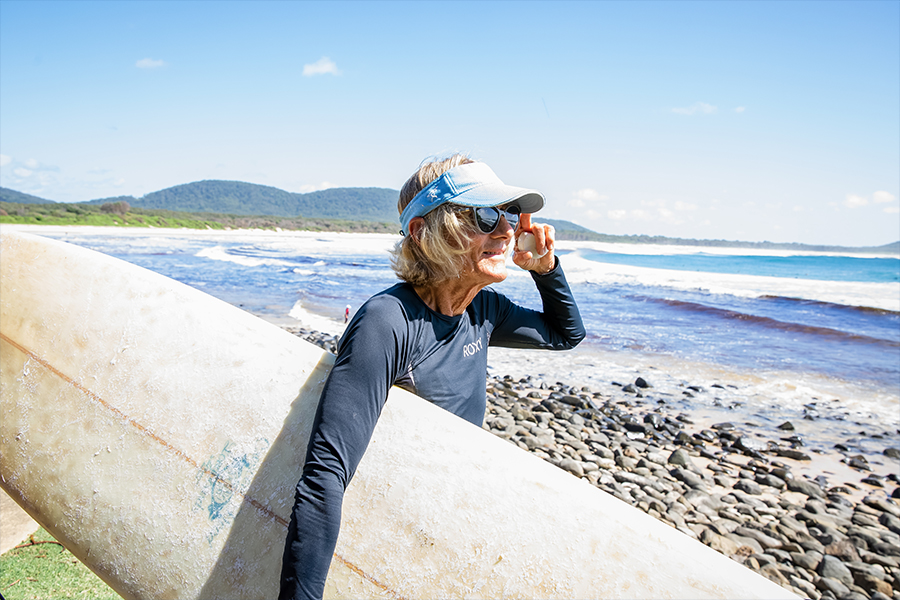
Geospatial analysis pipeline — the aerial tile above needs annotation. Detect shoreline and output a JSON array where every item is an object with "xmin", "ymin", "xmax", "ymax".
[
  {"xmin": 4, "ymin": 223, "xmax": 900, "ymax": 260},
  {"xmin": 289, "ymin": 324, "xmax": 900, "ymax": 600}
]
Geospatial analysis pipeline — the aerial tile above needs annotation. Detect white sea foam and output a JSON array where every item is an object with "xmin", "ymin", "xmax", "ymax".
[
  {"xmin": 194, "ymin": 245, "xmax": 294, "ymax": 268},
  {"xmin": 551, "ymin": 252, "xmax": 900, "ymax": 312},
  {"xmin": 288, "ymin": 300, "xmax": 346, "ymax": 336},
  {"xmin": 560, "ymin": 239, "xmax": 900, "ymax": 260}
]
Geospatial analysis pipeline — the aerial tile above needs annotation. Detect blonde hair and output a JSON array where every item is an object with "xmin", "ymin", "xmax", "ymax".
[{"xmin": 391, "ymin": 154, "xmax": 481, "ymax": 285}]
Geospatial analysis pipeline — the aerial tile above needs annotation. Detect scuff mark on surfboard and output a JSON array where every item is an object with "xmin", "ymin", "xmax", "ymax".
[{"xmin": 195, "ymin": 439, "xmax": 268, "ymax": 544}]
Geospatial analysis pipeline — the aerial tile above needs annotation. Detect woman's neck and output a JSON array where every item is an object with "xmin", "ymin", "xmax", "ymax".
[{"xmin": 413, "ymin": 280, "xmax": 484, "ymax": 316}]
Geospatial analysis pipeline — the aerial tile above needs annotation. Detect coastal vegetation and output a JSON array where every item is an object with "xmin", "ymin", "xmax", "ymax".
[
  {"xmin": 2, "ymin": 184, "xmax": 898, "ymax": 253},
  {"xmin": 0, "ymin": 528, "xmax": 117, "ymax": 599},
  {"xmin": 0, "ymin": 200, "xmax": 398, "ymax": 234}
]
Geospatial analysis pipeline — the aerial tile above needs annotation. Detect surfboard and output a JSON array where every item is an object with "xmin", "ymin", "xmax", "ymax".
[{"xmin": 0, "ymin": 229, "xmax": 797, "ymax": 599}]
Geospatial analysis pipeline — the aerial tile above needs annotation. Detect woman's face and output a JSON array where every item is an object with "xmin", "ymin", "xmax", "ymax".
[{"xmin": 460, "ymin": 208, "xmax": 516, "ymax": 288}]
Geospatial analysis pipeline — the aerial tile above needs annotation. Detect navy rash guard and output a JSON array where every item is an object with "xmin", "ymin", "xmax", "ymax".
[{"xmin": 280, "ymin": 258, "xmax": 585, "ymax": 600}]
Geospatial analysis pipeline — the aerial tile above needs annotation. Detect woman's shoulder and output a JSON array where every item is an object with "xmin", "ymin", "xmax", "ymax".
[{"xmin": 356, "ymin": 283, "xmax": 421, "ymax": 322}]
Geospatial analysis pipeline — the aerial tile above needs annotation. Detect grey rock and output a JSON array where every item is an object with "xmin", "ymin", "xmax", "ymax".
[
  {"xmin": 558, "ymin": 459, "xmax": 584, "ymax": 478},
  {"xmin": 852, "ymin": 511, "xmax": 882, "ymax": 528},
  {"xmin": 815, "ymin": 576, "xmax": 850, "ymax": 597},
  {"xmin": 779, "ymin": 514, "xmax": 809, "ymax": 533},
  {"xmin": 759, "ymin": 563, "xmax": 790, "ymax": 586},
  {"xmin": 734, "ymin": 479, "xmax": 762, "ymax": 495},
  {"xmin": 700, "ymin": 527, "xmax": 741, "ymax": 555},
  {"xmin": 818, "ymin": 555, "xmax": 854, "ymax": 586},
  {"xmin": 794, "ymin": 531, "xmax": 826, "ymax": 553},
  {"xmin": 735, "ymin": 526, "xmax": 783, "ymax": 549},
  {"xmin": 847, "ymin": 455, "xmax": 870, "ymax": 471},
  {"xmin": 667, "ymin": 448, "xmax": 696, "ymax": 469},
  {"xmin": 845, "ymin": 560, "xmax": 886, "ymax": 581},
  {"xmin": 726, "ymin": 532, "xmax": 764, "ymax": 554},
  {"xmin": 863, "ymin": 495, "xmax": 900, "ymax": 517},
  {"xmin": 776, "ymin": 448, "xmax": 812, "ymax": 461},
  {"xmin": 858, "ymin": 547, "xmax": 900, "ymax": 569},
  {"xmin": 790, "ymin": 550, "xmax": 823, "ymax": 571},
  {"xmin": 824, "ymin": 539, "xmax": 861, "ymax": 563},
  {"xmin": 755, "ymin": 473, "xmax": 787, "ymax": 489},
  {"xmin": 797, "ymin": 510, "xmax": 837, "ymax": 529},
  {"xmin": 879, "ymin": 511, "xmax": 900, "ymax": 535},
  {"xmin": 854, "ymin": 573, "xmax": 894, "ymax": 597},
  {"xmin": 734, "ymin": 436, "xmax": 767, "ymax": 454},
  {"xmin": 789, "ymin": 576, "xmax": 818, "ymax": 600},
  {"xmin": 612, "ymin": 470, "xmax": 654, "ymax": 488},
  {"xmin": 771, "ymin": 467, "xmax": 793, "ymax": 482},
  {"xmin": 787, "ymin": 478, "xmax": 824, "ymax": 497},
  {"xmin": 714, "ymin": 475, "xmax": 736, "ymax": 489},
  {"xmin": 672, "ymin": 468, "xmax": 705, "ymax": 489},
  {"xmin": 523, "ymin": 434, "xmax": 555, "ymax": 450}
]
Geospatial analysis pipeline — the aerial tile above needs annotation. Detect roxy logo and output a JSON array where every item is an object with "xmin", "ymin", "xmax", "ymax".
[{"xmin": 463, "ymin": 338, "xmax": 483, "ymax": 358}]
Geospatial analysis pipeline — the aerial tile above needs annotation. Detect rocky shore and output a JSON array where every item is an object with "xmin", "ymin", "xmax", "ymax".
[{"xmin": 290, "ymin": 326, "xmax": 900, "ymax": 600}]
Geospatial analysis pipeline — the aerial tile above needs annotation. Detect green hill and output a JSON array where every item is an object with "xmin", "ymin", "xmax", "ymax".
[
  {"xmin": 0, "ymin": 187, "xmax": 57, "ymax": 204},
  {"xmin": 83, "ymin": 180, "xmax": 400, "ymax": 223}
]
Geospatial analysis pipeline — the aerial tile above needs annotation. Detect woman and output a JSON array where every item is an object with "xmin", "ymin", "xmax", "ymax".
[{"xmin": 279, "ymin": 154, "xmax": 585, "ymax": 600}]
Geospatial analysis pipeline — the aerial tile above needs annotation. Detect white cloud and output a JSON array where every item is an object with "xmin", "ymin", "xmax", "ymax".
[
  {"xmin": 884, "ymin": 206, "xmax": 900, "ymax": 214},
  {"xmin": 607, "ymin": 209, "xmax": 627, "ymax": 220},
  {"xmin": 297, "ymin": 181, "xmax": 335, "ymax": 193},
  {"xmin": 13, "ymin": 168, "xmax": 32, "ymax": 177},
  {"xmin": 674, "ymin": 201, "xmax": 698, "ymax": 211},
  {"xmin": 844, "ymin": 194, "xmax": 868, "ymax": 208},
  {"xmin": 136, "ymin": 58, "xmax": 165, "ymax": 69},
  {"xmin": 0, "ymin": 154, "xmax": 10, "ymax": 167},
  {"xmin": 568, "ymin": 198, "xmax": 585, "ymax": 208},
  {"xmin": 672, "ymin": 102, "xmax": 717, "ymax": 116},
  {"xmin": 574, "ymin": 188, "xmax": 605, "ymax": 201},
  {"xmin": 303, "ymin": 57, "xmax": 340, "ymax": 77},
  {"xmin": 735, "ymin": 106, "xmax": 746, "ymax": 113},
  {"xmin": 844, "ymin": 191, "xmax": 897, "ymax": 208},
  {"xmin": 873, "ymin": 190, "xmax": 896, "ymax": 204}
]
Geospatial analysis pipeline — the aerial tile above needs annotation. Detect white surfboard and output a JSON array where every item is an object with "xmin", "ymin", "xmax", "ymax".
[{"xmin": 0, "ymin": 230, "xmax": 797, "ymax": 599}]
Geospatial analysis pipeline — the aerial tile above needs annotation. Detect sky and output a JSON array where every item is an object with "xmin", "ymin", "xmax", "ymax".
[{"xmin": 1, "ymin": 0, "xmax": 898, "ymax": 247}]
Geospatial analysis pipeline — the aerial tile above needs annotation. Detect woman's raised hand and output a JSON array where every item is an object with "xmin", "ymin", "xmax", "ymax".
[{"xmin": 513, "ymin": 213, "xmax": 555, "ymax": 274}]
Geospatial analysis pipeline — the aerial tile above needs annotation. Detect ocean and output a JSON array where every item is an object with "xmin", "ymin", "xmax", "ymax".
[{"xmin": 16, "ymin": 226, "xmax": 900, "ymax": 462}]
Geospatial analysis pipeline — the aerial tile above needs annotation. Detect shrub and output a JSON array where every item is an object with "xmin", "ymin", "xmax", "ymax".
[{"xmin": 100, "ymin": 201, "xmax": 130, "ymax": 215}]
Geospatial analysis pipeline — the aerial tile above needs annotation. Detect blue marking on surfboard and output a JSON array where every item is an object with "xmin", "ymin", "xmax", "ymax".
[{"xmin": 195, "ymin": 439, "xmax": 267, "ymax": 543}]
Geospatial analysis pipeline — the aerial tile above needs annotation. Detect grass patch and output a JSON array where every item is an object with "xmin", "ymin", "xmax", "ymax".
[{"xmin": 0, "ymin": 528, "xmax": 119, "ymax": 600}]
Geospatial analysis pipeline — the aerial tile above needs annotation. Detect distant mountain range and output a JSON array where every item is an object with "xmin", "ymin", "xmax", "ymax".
[{"xmin": 2, "ymin": 181, "xmax": 898, "ymax": 253}]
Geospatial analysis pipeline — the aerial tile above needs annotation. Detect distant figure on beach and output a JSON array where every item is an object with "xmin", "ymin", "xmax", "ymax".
[
  {"xmin": 344, "ymin": 305, "xmax": 350, "ymax": 323},
  {"xmin": 279, "ymin": 154, "xmax": 585, "ymax": 600}
]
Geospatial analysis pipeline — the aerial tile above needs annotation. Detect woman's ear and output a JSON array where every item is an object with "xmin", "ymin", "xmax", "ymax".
[{"xmin": 407, "ymin": 217, "xmax": 425, "ymax": 242}]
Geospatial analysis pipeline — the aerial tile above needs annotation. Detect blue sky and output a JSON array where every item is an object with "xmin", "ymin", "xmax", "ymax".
[{"xmin": 1, "ymin": 0, "xmax": 898, "ymax": 246}]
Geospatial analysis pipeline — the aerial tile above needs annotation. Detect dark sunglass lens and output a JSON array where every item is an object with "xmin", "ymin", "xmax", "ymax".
[
  {"xmin": 475, "ymin": 207, "xmax": 500, "ymax": 233},
  {"xmin": 505, "ymin": 207, "xmax": 521, "ymax": 229}
]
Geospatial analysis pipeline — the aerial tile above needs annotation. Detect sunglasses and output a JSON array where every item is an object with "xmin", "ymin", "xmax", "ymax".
[{"xmin": 460, "ymin": 205, "xmax": 521, "ymax": 234}]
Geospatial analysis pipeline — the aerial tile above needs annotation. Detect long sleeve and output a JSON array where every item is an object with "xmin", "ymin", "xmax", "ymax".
[
  {"xmin": 279, "ymin": 298, "xmax": 410, "ymax": 600},
  {"xmin": 489, "ymin": 257, "xmax": 586, "ymax": 350}
]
